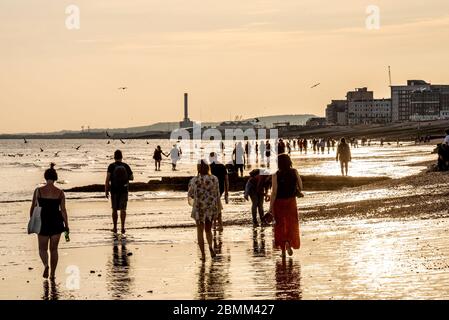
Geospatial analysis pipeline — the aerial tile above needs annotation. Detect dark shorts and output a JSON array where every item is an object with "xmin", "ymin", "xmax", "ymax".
[{"xmin": 111, "ymin": 192, "xmax": 128, "ymax": 211}]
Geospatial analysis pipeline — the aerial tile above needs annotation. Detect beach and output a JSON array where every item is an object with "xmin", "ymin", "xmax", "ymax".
[{"xmin": 1, "ymin": 139, "xmax": 449, "ymax": 299}]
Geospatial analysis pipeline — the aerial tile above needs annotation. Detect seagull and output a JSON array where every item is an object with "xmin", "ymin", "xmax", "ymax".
[
  {"xmin": 118, "ymin": 87, "xmax": 128, "ymax": 91},
  {"xmin": 254, "ymin": 118, "xmax": 260, "ymax": 123},
  {"xmin": 120, "ymin": 139, "xmax": 126, "ymax": 144},
  {"xmin": 146, "ymin": 141, "xmax": 149, "ymax": 145},
  {"xmin": 23, "ymin": 138, "xmax": 28, "ymax": 144},
  {"xmin": 106, "ymin": 131, "xmax": 112, "ymax": 138},
  {"xmin": 311, "ymin": 83, "xmax": 321, "ymax": 89},
  {"xmin": 107, "ymin": 141, "xmax": 111, "ymax": 144},
  {"xmin": 75, "ymin": 145, "xmax": 82, "ymax": 150},
  {"xmin": 40, "ymin": 148, "xmax": 44, "ymax": 152},
  {"xmin": 54, "ymin": 151, "xmax": 61, "ymax": 157}
]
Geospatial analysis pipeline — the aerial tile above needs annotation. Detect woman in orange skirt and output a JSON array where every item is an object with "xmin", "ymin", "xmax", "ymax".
[{"xmin": 269, "ymin": 153, "xmax": 303, "ymax": 257}]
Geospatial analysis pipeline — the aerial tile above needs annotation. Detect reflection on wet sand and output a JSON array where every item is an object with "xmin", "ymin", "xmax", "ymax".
[
  {"xmin": 106, "ymin": 240, "xmax": 133, "ymax": 299},
  {"xmin": 253, "ymin": 227, "xmax": 267, "ymax": 257},
  {"xmin": 275, "ymin": 258, "xmax": 302, "ymax": 300},
  {"xmin": 196, "ymin": 232, "xmax": 231, "ymax": 300},
  {"xmin": 42, "ymin": 280, "xmax": 59, "ymax": 300}
]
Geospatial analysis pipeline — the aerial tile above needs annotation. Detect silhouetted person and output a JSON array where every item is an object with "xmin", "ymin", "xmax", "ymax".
[
  {"xmin": 105, "ymin": 150, "xmax": 134, "ymax": 234},
  {"xmin": 336, "ymin": 138, "xmax": 352, "ymax": 176}
]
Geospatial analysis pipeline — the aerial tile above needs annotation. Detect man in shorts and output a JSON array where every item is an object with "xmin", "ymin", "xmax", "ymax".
[{"xmin": 105, "ymin": 150, "xmax": 134, "ymax": 234}]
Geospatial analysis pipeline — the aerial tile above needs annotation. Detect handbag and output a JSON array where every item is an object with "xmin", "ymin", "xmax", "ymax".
[{"xmin": 28, "ymin": 188, "xmax": 42, "ymax": 234}]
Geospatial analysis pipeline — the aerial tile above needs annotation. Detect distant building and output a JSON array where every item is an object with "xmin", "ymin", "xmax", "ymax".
[
  {"xmin": 325, "ymin": 100, "xmax": 347, "ymax": 125},
  {"xmin": 306, "ymin": 117, "xmax": 327, "ymax": 127},
  {"xmin": 391, "ymin": 80, "xmax": 449, "ymax": 122},
  {"xmin": 179, "ymin": 93, "xmax": 194, "ymax": 128},
  {"xmin": 326, "ymin": 88, "xmax": 391, "ymax": 125},
  {"xmin": 346, "ymin": 87, "xmax": 373, "ymax": 102},
  {"xmin": 348, "ymin": 99, "xmax": 392, "ymax": 125},
  {"xmin": 216, "ymin": 121, "xmax": 257, "ymax": 131}
]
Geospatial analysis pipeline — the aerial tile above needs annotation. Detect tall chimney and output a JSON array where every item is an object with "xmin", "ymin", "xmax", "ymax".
[{"xmin": 184, "ymin": 93, "xmax": 188, "ymax": 120}]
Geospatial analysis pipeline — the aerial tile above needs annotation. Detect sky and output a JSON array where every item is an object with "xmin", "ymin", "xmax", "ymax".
[{"xmin": 1, "ymin": 0, "xmax": 449, "ymax": 133}]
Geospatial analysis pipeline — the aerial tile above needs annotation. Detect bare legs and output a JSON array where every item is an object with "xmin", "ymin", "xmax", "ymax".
[
  {"xmin": 196, "ymin": 220, "xmax": 216, "ymax": 260},
  {"xmin": 214, "ymin": 210, "xmax": 223, "ymax": 231},
  {"xmin": 281, "ymin": 241, "xmax": 293, "ymax": 258},
  {"xmin": 38, "ymin": 234, "xmax": 61, "ymax": 279},
  {"xmin": 155, "ymin": 160, "xmax": 161, "ymax": 171},
  {"xmin": 340, "ymin": 161, "xmax": 349, "ymax": 176},
  {"xmin": 38, "ymin": 235, "xmax": 49, "ymax": 278},
  {"xmin": 112, "ymin": 209, "xmax": 127, "ymax": 234}
]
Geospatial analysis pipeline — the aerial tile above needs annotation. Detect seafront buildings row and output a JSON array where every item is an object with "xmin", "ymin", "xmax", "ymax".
[{"xmin": 326, "ymin": 80, "xmax": 449, "ymax": 126}]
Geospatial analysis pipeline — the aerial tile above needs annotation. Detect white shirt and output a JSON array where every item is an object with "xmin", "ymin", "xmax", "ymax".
[{"xmin": 444, "ymin": 136, "xmax": 449, "ymax": 145}]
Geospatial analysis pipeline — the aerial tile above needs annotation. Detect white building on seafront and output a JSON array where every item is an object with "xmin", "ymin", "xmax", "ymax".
[{"xmin": 347, "ymin": 98, "xmax": 392, "ymax": 125}]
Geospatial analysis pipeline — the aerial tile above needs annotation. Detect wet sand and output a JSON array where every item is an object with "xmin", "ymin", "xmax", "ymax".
[
  {"xmin": 2, "ymin": 218, "xmax": 449, "ymax": 300},
  {"xmin": 2, "ymin": 160, "xmax": 449, "ymax": 299}
]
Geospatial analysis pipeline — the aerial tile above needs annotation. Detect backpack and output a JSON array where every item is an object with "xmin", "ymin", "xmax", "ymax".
[{"xmin": 111, "ymin": 164, "xmax": 129, "ymax": 191}]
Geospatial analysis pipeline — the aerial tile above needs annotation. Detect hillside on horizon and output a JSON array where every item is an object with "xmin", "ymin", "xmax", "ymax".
[{"xmin": 3, "ymin": 114, "xmax": 316, "ymax": 136}]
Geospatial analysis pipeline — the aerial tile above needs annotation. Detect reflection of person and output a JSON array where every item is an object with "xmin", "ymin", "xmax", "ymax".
[
  {"xmin": 188, "ymin": 160, "xmax": 221, "ymax": 260},
  {"xmin": 196, "ymin": 252, "xmax": 230, "ymax": 300},
  {"xmin": 252, "ymin": 228, "xmax": 266, "ymax": 257},
  {"xmin": 336, "ymin": 138, "xmax": 352, "ymax": 176},
  {"xmin": 30, "ymin": 163, "xmax": 69, "ymax": 280},
  {"xmin": 269, "ymin": 154, "xmax": 302, "ymax": 258},
  {"xmin": 105, "ymin": 150, "xmax": 134, "ymax": 234},
  {"xmin": 275, "ymin": 259, "xmax": 302, "ymax": 300},
  {"xmin": 107, "ymin": 244, "xmax": 132, "ymax": 299},
  {"xmin": 42, "ymin": 279, "xmax": 59, "ymax": 300}
]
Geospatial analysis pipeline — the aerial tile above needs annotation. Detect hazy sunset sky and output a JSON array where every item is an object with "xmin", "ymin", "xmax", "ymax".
[{"xmin": 1, "ymin": 0, "xmax": 449, "ymax": 133}]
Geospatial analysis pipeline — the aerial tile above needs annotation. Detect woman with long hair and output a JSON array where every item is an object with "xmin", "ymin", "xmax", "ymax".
[
  {"xmin": 269, "ymin": 154, "xmax": 302, "ymax": 258},
  {"xmin": 188, "ymin": 160, "xmax": 222, "ymax": 261},
  {"xmin": 30, "ymin": 163, "xmax": 69, "ymax": 279}
]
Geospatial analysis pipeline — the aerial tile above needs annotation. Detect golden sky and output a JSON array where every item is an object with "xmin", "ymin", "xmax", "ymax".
[{"xmin": 1, "ymin": 0, "xmax": 449, "ymax": 133}]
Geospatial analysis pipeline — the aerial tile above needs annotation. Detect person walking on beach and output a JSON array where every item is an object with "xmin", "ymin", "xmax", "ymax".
[
  {"xmin": 265, "ymin": 140, "xmax": 272, "ymax": 168},
  {"xmin": 245, "ymin": 169, "xmax": 271, "ymax": 226},
  {"xmin": 105, "ymin": 150, "xmax": 134, "ymax": 234},
  {"xmin": 255, "ymin": 142, "xmax": 259, "ymax": 163},
  {"xmin": 170, "ymin": 144, "xmax": 181, "ymax": 171},
  {"xmin": 268, "ymin": 154, "xmax": 303, "ymax": 258},
  {"xmin": 232, "ymin": 142, "xmax": 245, "ymax": 177},
  {"xmin": 260, "ymin": 140, "xmax": 266, "ymax": 165},
  {"xmin": 278, "ymin": 139, "xmax": 286, "ymax": 155},
  {"xmin": 209, "ymin": 152, "xmax": 229, "ymax": 231},
  {"xmin": 188, "ymin": 160, "xmax": 222, "ymax": 260},
  {"xmin": 30, "ymin": 163, "xmax": 69, "ymax": 279},
  {"xmin": 336, "ymin": 138, "xmax": 352, "ymax": 176},
  {"xmin": 442, "ymin": 129, "xmax": 449, "ymax": 145},
  {"xmin": 153, "ymin": 145, "xmax": 167, "ymax": 171}
]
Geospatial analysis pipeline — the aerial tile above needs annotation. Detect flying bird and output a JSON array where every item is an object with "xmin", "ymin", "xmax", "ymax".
[
  {"xmin": 40, "ymin": 148, "xmax": 44, "ymax": 152},
  {"xmin": 120, "ymin": 139, "xmax": 126, "ymax": 144},
  {"xmin": 254, "ymin": 118, "xmax": 260, "ymax": 123},
  {"xmin": 54, "ymin": 151, "xmax": 61, "ymax": 157},
  {"xmin": 106, "ymin": 131, "xmax": 112, "ymax": 138},
  {"xmin": 75, "ymin": 145, "xmax": 82, "ymax": 150},
  {"xmin": 23, "ymin": 138, "xmax": 28, "ymax": 144},
  {"xmin": 311, "ymin": 83, "xmax": 321, "ymax": 89},
  {"xmin": 107, "ymin": 141, "xmax": 111, "ymax": 144},
  {"xmin": 146, "ymin": 141, "xmax": 149, "ymax": 145},
  {"xmin": 118, "ymin": 87, "xmax": 128, "ymax": 91}
]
